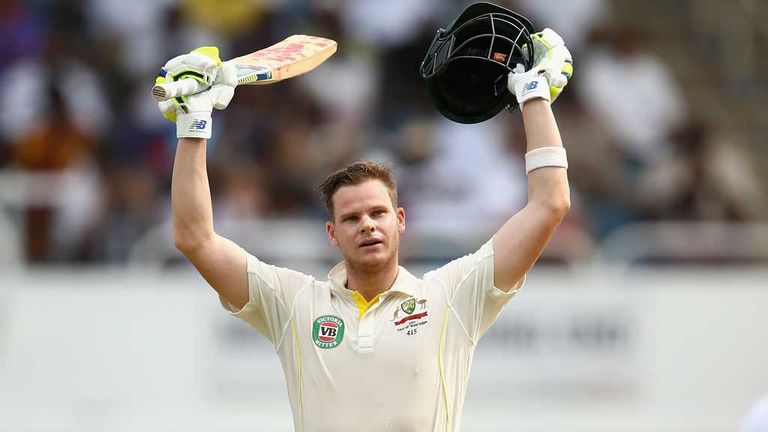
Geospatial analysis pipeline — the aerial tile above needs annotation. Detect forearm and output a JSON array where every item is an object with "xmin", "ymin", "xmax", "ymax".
[
  {"xmin": 491, "ymin": 101, "xmax": 570, "ymax": 288},
  {"xmin": 172, "ymin": 138, "xmax": 215, "ymax": 250},
  {"xmin": 521, "ymin": 100, "xmax": 570, "ymax": 214}
]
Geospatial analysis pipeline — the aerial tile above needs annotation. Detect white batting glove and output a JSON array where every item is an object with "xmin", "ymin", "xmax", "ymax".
[
  {"xmin": 161, "ymin": 46, "xmax": 220, "ymax": 89},
  {"xmin": 156, "ymin": 46, "xmax": 237, "ymax": 139},
  {"xmin": 508, "ymin": 28, "xmax": 574, "ymax": 107}
]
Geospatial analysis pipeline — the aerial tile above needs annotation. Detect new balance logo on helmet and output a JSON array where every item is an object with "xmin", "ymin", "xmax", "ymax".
[{"xmin": 190, "ymin": 119, "xmax": 208, "ymax": 130}]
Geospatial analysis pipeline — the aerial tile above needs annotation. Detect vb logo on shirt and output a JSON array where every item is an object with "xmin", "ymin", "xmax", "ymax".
[{"xmin": 312, "ymin": 315, "xmax": 345, "ymax": 349}]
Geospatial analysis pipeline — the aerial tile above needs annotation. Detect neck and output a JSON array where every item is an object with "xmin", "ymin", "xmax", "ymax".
[{"xmin": 345, "ymin": 259, "xmax": 399, "ymax": 302}]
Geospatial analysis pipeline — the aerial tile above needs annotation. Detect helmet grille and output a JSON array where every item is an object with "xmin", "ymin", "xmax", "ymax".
[{"xmin": 420, "ymin": 4, "xmax": 535, "ymax": 124}]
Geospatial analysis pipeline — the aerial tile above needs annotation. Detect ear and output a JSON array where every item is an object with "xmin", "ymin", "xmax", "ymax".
[
  {"xmin": 396, "ymin": 207, "xmax": 406, "ymax": 234},
  {"xmin": 325, "ymin": 221, "xmax": 338, "ymax": 246}
]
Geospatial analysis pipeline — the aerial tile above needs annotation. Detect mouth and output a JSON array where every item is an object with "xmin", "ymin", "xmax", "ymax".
[{"xmin": 358, "ymin": 238, "xmax": 384, "ymax": 248}]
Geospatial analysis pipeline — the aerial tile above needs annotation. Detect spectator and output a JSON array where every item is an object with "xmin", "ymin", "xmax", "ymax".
[
  {"xmin": 396, "ymin": 115, "xmax": 527, "ymax": 246},
  {"xmin": 637, "ymin": 118, "xmax": 768, "ymax": 221},
  {"xmin": 577, "ymin": 26, "xmax": 687, "ymax": 169},
  {"xmin": 0, "ymin": 1, "xmax": 765, "ymax": 265},
  {"xmin": 517, "ymin": 0, "xmax": 609, "ymax": 53},
  {"xmin": 550, "ymin": 87, "xmax": 639, "ymax": 239}
]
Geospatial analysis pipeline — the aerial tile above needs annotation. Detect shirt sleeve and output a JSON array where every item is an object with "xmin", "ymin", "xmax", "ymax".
[
  {"xmin": 220, "ymin": 251, "xmax": 314, "ymax": 345},
  {"xmin": 425, "ymin": 239, "xmax": 524, "ymax": 341},
  {"xmin": 740, "ymin": 395, "xmax": 768, "ymax": 432}
]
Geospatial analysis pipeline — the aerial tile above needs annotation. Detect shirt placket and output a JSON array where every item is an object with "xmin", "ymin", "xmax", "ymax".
[{"xmin": 356, "ymin": 293, "xmax": 389, "ymax": 354}]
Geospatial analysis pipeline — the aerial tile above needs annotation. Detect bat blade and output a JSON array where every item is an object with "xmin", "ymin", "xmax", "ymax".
[{"xmin": 152, "ymin": 35, "xmax": 337, "ymax": 101}]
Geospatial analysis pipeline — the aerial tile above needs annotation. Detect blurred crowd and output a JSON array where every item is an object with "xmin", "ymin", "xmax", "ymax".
[{"xmin": 0, "ymin": 0, "xmax": 766, "ymax": 264}]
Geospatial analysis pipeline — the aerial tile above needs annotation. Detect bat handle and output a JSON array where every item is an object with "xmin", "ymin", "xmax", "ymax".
[{"xmin": 151, "ymin": 78, "xmax": 209, "ymax": 101}]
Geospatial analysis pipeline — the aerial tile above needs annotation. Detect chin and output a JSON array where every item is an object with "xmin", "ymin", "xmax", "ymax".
[
  {"xmin": 357, "ymin": 253, "xmax": 387, "ymax": 268},
  {"xmin": 349, "ymin": 249, "xmax": 395, "ymax": 271}
]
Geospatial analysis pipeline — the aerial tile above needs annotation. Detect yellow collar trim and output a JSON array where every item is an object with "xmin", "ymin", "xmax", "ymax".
[
  {"xmin": 328, "ymin": 263, "xmax": 419, "ymax": 297},
  {"xmin": 351, "ymin": 291, "xmax": 381, "ymax": 319}
]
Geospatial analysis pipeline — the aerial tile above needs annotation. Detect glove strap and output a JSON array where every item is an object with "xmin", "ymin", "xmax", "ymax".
[
  {"xmin": 177, "ymin": 112, "xmax": 212, "ymax": 139},
  {"xmin": 514, "ymin": 76, "xmax": 551, "ymax": 107}
]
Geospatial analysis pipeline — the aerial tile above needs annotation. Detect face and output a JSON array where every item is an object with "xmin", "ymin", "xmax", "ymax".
[{"xmin": 325, "ymin": 180, "xmax": 406, "ymax": 273}]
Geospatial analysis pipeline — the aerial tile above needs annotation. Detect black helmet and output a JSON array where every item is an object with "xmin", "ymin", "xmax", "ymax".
[{"xmin": 420, "ymin": 2, "xmax": 535, "ymax": 124}]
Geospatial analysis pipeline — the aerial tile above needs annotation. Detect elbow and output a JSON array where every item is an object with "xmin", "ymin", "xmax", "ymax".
[
  {"xmin": 528, "ymin": 174, "xmax": 571, "ymax": 222},
  {"xmin": 173, "ymin": 229, "xmax": 213, "ymax": 256},
  {"xmin": 552, "ymin": 194, "xmax": 571, "ymax": 219},
  {"xmin": 545, "ymin": 200, "xmax": 570, "ymax": 226},
  {"xmin": 531, "ymin": 192, "xmax": 571, "ymax": 223},
  {"xmin": 174, "ymin": 236, "xmax": 197, "ymax": 256},
  {"xmin": 174, "ymin": 237, "xmax": 193, "ymax": 255}
]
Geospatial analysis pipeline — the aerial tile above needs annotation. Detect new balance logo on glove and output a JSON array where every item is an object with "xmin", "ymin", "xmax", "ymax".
[
  {"xmin": 516, "ymin": 78, "xmax": 548, "ymax": 103},
  {"xmin": 190, "ymin": 119, "xmax": 208, "ymax": 130},
  {"xmin": 177, "ymin": 114, "xmax": 212, "ymax": 139},
  {"xmin": 523, "ymin": 81, "xmax": 539, "ymax": 90}
]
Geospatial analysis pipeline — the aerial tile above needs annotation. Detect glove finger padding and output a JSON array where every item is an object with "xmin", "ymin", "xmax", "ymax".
[
  {"xmin": 534, "ymin": 28, "xmax": 565, "ymax": 52},
  {"xmin": 158, "ymin": 99, "xmax": 177, "ymax": 122},
  {"xmin": 509, "ymin": 28, "xmax": 574, "ymax": 105},
  {"xmin": 545, "ymin": 45, "xmax": 573, "ymax": 101},
  {"xmin": 177, "ymin": 90, "xmax": 214, "ymax": 115},
  {"xmin": 156, "ymin": 45, "xmax": 231, "ymax": 120},
  {"xmin": 154, "ymin": 46, "xmax": 236, "ymax": 138},
  {"xmin": 162, "ymin": 46, "xmax": 222, "ymax": 87},
  {"xmin": 210, "ymin": 62, "xmax": 237, "ymax": 110}
]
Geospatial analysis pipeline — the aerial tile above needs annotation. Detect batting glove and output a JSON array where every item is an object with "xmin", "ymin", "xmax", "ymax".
[
  {"xmin": 508, "ymin": 28, "xmax": 573, "ymax": 107},
  {"xmin": 156, "ymin": 46, "xmax": 237, "ymax": 139}
]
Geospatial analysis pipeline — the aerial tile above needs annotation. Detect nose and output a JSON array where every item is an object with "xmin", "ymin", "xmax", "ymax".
[{"xmin": 360, "ymin": 215, "xmax": 376, "ymax": 234}]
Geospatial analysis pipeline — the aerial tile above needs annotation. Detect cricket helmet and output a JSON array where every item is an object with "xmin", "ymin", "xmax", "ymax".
[{"xmin": 420, "ymin": 2, "xmax": 535, "ymax": 124}]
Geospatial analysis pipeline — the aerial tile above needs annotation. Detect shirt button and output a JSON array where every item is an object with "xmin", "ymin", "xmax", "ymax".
[{"xmin": 358, "ymin": 334, "xmax": 374, "ymax": 352}]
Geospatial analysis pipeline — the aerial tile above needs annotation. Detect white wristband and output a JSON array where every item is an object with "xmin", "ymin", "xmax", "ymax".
[
  {"xmin": 177, "ymin": 112, "xmax": 212, "ymax": 139},
  {"xmin": 514, "ymin": 76, "xmax": 550, "ymax": 107},
  {"xmin": 525, "ymin": 147, "xmax": 568, "ymax": 174}
]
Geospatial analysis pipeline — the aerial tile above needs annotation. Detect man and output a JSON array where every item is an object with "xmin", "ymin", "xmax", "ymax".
[{"xmin": 159, "ymin": 28, "xmax": 571, "ymax": 432}]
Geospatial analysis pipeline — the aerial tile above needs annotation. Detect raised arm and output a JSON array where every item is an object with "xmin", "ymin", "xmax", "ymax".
[
  {"xmin": 158, "ymin": 47, "xmax": 249, "ymax": 308},
  {"xmin": 492, "ymin": 29, "xmax": 574, "ymax": 290},
  {"xmin": 493, "ymin": 100, "xmax": 570, "ymax": 290},
  {"xmin": 172, "ymin": 137, "xmax": 248, "ymax": 308}
]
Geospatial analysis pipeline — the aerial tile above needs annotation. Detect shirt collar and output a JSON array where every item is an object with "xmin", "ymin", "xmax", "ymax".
[{"xmin": 328, "ymin": 262, "xmax": 418, "ymax": 298}]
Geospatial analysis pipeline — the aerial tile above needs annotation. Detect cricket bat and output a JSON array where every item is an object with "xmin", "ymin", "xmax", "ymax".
[{"xmin": 152, "ymin": 35, "xmax": 337, "ymax": 101}]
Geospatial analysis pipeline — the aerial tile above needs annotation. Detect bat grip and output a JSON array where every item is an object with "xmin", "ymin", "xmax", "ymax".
[{"xmin": 151, "ymin": 78, "xmax": 209, "ymax": 101}]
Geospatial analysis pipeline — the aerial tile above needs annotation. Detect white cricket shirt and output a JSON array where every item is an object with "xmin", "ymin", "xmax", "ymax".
[
  {"xmin": 223, "ymin": 239, "xmax": 523, "ymax": 431},
  {"xmin": 741, "ymin": 395, "xmax": 768, "ymax": 432}
]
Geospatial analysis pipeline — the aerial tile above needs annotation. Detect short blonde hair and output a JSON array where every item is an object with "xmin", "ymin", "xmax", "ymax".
[{"xmin": 316, "ymin": 161, "xmax": 397, "ymax": 219}]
